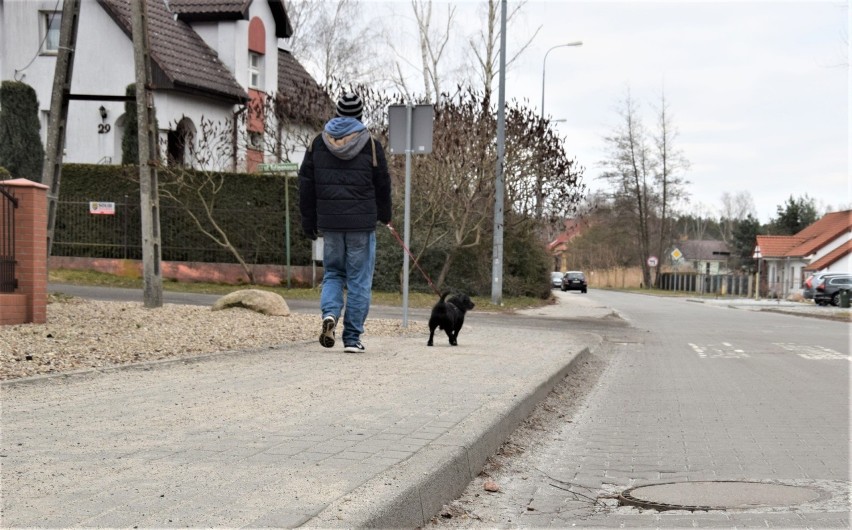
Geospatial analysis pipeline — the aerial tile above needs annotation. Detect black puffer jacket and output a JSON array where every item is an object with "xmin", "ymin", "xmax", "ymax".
[{"xmin": 298, "ymin": 131, "xmax": 392, "ymax": 235}]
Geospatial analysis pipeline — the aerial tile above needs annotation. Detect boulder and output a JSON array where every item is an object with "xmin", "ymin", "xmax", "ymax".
[{"xmin": 211, "ymin": 289, "xmax": 290, "ymax": 316}]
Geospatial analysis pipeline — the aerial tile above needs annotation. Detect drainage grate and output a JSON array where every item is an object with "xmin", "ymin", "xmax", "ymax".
[{"xmin": 619, "ymin": 481, "xmax": 824, "ymax": 512}]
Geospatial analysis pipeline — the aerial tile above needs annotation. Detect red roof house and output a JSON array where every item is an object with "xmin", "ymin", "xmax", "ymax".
[{"xmin": 755, "ymin": 210, "xmax": 852, "ymax": 298}]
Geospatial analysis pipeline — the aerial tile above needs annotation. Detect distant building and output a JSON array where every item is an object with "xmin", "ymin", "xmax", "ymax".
[
  {"xmin": 548, "ymin": 218, "xmax": 586, "ymax": 272},
  {"xmin": 756, "ymin": 210, "xmax": 852, "ymax": 298},
  {"xmin": 0, "ymin": 0, "xmax": 326, "ymax": 173},
  {"xmin": 668, "ymin": 240, "xmax": 731, "ymax": 274}
]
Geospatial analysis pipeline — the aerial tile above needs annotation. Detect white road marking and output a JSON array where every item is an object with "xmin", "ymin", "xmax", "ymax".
[
  {"xmin": 690, "ymin": 342, "xmax": 750, "ymax": 359},
  {"xmin": 691, "ymin": 342, "xmax": 849, "ymax": 360},
  {"xmin": 774, "ymin": 343, "xmax": 851, "ymax": 361}
]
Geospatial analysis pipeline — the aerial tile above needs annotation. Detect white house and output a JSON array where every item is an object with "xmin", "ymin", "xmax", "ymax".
[
  {"xmin": 668, "ymin": 240, "xmax": 732, "ymax": 274},
  {"xmin": 0, "ymin": 0, "xmax": 326, "ymax": 172},
  {"xmin": 756, "ymin": 210, "xmax": 852, "ymax": 298}
]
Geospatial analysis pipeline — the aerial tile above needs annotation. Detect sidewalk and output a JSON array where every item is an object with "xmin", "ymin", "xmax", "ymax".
[
  {"xmin": 687, "ymin": 297, "xmax": 852, "ymax": 321},
  {"xmin": 1, "ymin": 314, "xmax": 601, "ymax": 528}
]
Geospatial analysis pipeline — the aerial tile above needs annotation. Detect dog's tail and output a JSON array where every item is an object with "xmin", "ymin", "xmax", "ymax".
[{"xmin": 439, "ymin": 291, "xmax": 451, "ymax": 302}]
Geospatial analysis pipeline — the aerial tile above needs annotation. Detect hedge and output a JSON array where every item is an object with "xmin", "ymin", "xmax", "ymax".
[{"xmin": 52, "ymin": 164, "xmax": 310, "ymax": 267}]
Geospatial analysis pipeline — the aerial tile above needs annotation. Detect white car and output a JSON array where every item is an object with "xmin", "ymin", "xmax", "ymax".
[{"xmin": 551, "ymin": 271, "xmax": 563, "ymax": 288}]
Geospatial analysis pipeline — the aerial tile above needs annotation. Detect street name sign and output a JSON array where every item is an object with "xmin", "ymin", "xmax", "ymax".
[{"xmin": 258, "ymin": 162, "xmax": 298, "ymax": 173}]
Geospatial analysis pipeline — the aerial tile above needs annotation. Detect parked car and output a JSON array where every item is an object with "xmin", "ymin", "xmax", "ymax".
[
  {"xmin": 561, "ymin": 271, "xmax": 588, "ymax": 293},
  {"xmin": 814, "ymin": 274, "xmax": 852, "ymax": 306},
  {"xmin": 551, "ymin": 271, "xmax": 564, "ymax": 288},
  {"xmin": 804, "ymin": 271, "xmax": 845, "ymax": 300}
]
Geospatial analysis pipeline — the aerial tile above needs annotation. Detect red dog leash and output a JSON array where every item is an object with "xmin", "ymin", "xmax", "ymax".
[{"xmin": 385, "ymin": 223, "xmax": 442, "ymax": 297}]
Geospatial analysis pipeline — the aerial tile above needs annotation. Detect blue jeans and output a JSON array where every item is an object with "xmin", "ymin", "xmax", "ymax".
[{"xmin": 320, "ymin": 231, "xmax": 376, "ymax": 345}]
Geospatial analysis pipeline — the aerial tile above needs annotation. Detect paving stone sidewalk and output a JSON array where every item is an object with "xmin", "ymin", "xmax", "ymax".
[{"xmin": 1, "ymin": 319, "xmax": 600, "ymax": 528}]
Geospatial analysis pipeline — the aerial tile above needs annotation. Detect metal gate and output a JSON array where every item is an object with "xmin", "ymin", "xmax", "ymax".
[{"xmin": 0, "ymin": 184, "xmax": 18, "ymax": 292}]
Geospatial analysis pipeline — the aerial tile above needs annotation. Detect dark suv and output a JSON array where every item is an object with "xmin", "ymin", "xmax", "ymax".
[
  {"xmin": 561, "ymin": 271, "xmax": 587, "ymax": 293},
  {"xmin": 804, "ymin": 272, "xmax": 845, "ymax": 300},
  {"xmin": 814, "ymin": 274, "xmax": 852, "ymax": 306}
]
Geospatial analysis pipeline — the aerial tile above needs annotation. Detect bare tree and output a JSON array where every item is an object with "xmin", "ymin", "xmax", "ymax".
[
  {"xmin": 467, "ymin": 0, "xmax": 540, "ymax": 101},
  {"xmin": 502, "ymin": 103, "xmax": 584, "ymax": 224},
  {"xmin": 285, "ymin": 0, "xmax": 389, "ymax": 87},
  {"xmin": 382, "ymin": 0, "xmax": 460, "ymax": 102},
  {"xmin": 601, "ymin": 89, "xmax": 657, "ymax": 288},
  {"xmin": 401, "ymin": 89, "xmax": 497, "ymax": 287},
  {"xmin": 412, "ymin": 0, "xmax": 456, "ymax": 101},
  {"xmin": 719, "ymin": 190, "xmax": 756, "ymax": 244},
  {"xmin": 151, "ymin": 117, "xmax": 260, "ymax": 283},
  {"xmin": 681, "ymin": 203, "xmax": 716, "ymax": 241},
  {"xmin": 385, "ymin": 0, "xmax": 539, "ymax": 101},
  {"xmin": 600, "ymin": 87, "xmax": 691, "ymax": 287},
  {"xmin": 651, "ymin": 89, "xmax": 690, "ymax": 285},
  {"xmin": 378, "ymin": 88, "xmax": 583, "ymax": 289}
]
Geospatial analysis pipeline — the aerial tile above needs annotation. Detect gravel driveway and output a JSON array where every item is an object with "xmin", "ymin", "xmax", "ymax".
[{"xmin": 0, "ymin": 294, "xmax": 424, "ymax": 381}]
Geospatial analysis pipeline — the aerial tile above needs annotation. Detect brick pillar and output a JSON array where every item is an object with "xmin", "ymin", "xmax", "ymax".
[{"xmin": 2, "ymin": 179, "xmax": 48, "ymax": 324}]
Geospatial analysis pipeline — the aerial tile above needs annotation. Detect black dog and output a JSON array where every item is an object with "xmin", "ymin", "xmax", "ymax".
[{"xmin": 427, "ymin": 292, "xmax": 475, "ymax": 346}]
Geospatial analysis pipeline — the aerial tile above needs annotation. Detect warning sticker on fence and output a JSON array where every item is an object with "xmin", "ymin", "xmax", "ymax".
[{"xmin": 89, "ymin": 202, "xmax": 115, "ymax": 215}]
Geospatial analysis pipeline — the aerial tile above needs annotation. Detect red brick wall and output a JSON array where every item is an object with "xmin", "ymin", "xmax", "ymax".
[
  {"xmin": 1, "ymin": 179, "xmax": 48, "ymax": 325},
  {"xmin": 0, "ymin": 294, "xmax": 27, "ymax": 325}
]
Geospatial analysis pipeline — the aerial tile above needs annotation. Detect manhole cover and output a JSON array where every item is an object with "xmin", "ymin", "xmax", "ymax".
[{"xmin": 619, "ymin": 481, "xmax": 823, "ymax": 511}]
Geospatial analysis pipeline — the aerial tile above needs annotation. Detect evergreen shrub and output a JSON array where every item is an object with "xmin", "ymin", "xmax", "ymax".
[{"xmin": 0, "ymin": 81, "xmax": 45, "ymax": 181}]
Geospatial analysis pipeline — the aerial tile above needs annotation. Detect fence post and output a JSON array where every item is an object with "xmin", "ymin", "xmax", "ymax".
[
  {"xmin": 0, "ymin": 179, "xmax": 48, "ymax": 324},
  {"xmin": 123, "ymin": 194, "xmax": 129, "ymax": 259}
]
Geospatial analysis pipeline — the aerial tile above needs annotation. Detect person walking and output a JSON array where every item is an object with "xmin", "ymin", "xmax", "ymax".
[{"xmin": 298, "ymin": 91, "xmax": 392, "ymax": 353}]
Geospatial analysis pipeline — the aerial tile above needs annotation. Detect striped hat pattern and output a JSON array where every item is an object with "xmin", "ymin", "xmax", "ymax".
[{"xmin": 336, "ymin": 91, "xmax": 363, "ymax": 119}]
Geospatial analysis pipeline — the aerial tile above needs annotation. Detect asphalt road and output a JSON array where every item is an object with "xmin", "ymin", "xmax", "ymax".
[{"xmin": 430, "ymin": 289, "xmax": 851, "ymax": 528}]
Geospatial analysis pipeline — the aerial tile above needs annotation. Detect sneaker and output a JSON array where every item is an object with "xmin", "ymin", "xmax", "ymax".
[
  {"xmin": 343, "ymin": 341, "xmax": 365, "ymax": 353},
  {"xmin": 319, "ymin": 316, "xmax": 336, "ymax": 348}
]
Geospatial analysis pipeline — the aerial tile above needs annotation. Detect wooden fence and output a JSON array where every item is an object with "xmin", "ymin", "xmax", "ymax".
[{"xmin": 582, "ymin": 267, "xmax": 754, "ymax": 296}]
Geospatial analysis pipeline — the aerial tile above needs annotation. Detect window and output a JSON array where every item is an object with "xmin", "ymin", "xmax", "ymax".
[
  {"xmin": 248, "ymin": 52, "xmax": 263, "ymax": 89},
  {"xmin": 42, "ymin": 12, "xmax": 61, "ymax": 54},
  {"xmin": 248, "ymin": 131, "xmax": 263, "ymax": 150}
]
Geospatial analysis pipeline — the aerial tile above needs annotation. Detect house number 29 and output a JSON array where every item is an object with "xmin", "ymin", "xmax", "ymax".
[{"xmin": 98, "ymin": 124, "xmax": 111, "ymax": 134}]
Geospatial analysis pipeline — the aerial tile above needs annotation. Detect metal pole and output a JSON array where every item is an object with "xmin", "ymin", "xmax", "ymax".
[
  {"xmin": 491, "ymin": 0, "xmax": 508, "ymax": 306},
  {"xmin": 285, "ymin": 176, "xmax": 291, "ymax": 288},
  {"xmin": 540, "ymin": 41, "xmax": 583, "ymax": 117},
  {"xmin": 755, "ymin": 259, "xmax": 761, "ymax": 300},
  {"xmin": 402, "ymin": 103, "xmax": 413, "ymax": 326}
]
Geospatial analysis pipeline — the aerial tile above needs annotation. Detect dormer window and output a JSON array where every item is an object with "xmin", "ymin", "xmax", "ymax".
[
  {"xmin": 249, "ymin": 52, "xmax": 263, "ymax": 89},
  {"xmin": 247, "ymin": 17, "xmax": 266, "ymax": 91}
]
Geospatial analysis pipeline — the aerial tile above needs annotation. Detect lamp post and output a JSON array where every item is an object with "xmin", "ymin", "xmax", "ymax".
[
  {"xmin": 753, "ymin": 245, "xmax": 762, "ymax": 300},
  {"xmin": 541, "ymin": 41, "xmax": 583, "ymax": 117}
]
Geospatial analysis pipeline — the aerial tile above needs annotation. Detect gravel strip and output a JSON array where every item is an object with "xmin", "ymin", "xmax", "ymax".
[{"xmin": 0, "ymin": 295, "xmax": 424, "ymax": 381}]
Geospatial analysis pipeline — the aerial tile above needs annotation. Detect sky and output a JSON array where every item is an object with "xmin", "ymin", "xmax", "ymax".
[{"xmin": 374, "ymin": 0, "xmax": 849, "ymax": 224}]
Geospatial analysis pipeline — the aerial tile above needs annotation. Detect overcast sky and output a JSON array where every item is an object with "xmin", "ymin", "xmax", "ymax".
[
  {"xmin": 374, "ymin": 0, "xmax": 849, "ymax": 224},
  {"xmin": 503, "ymin": 0, "xmax": 849, "ymax": 224}
]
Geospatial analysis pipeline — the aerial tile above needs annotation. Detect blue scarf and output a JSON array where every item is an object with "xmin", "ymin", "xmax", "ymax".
[{"xmin": 324, "ymin": 117, "xmax": 366, "ymax": 138}]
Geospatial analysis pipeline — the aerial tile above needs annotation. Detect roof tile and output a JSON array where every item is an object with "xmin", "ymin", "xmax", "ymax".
[
  {"xmin": 276, "ymin": 49, "xmax": 332, "ymax": 122},
  {"xmin": 756, "ymin": 235, "xmax": 806, "ymax": 257},
  {"xmin": 786, "ymin": 210, "xmax": 852, "ymax": 257},
  {"xmin": 167, "ymin": 0, "xmax": 251, "ymax": 15},
  {"xmin": 804, "ymin": 240, "xmax": 852, "ymax": 271},
  {"xmin": 757, "ymin": 210, "xmax": 852, "ymax": 259},
  {"xmin": 98, "ymin": 0, "xmax": 247, "ymax": 102}
]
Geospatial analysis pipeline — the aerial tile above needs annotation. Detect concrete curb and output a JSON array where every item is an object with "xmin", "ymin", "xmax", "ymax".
[{"xmin": 305, "ymin": 345, "xmax": 597, "ymax": 528}]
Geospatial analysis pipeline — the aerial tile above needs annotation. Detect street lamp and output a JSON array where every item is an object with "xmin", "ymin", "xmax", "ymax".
[
  {"xmin": 753, "ymin": 245, "xmax": 762, "ymax": 300},
  {"xmin": 541, "ymin": 41, "xmax": 583, "ymax": 117}
]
